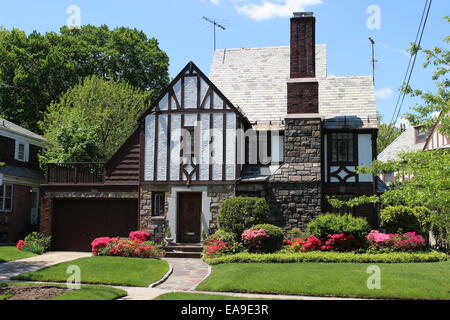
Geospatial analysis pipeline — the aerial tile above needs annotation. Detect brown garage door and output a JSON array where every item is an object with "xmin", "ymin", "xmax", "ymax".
[{"xmin": 52, "ymin": 199, "xmax": 138, "ymax": 252}]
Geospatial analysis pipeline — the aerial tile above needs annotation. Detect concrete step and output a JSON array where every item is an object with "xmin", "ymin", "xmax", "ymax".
[
  {"xmin": 165, "ymin": 245, "xmax": 203, "ymax": 253},
  {"xmin": 164, "ymin": 251, "xmax": 202, "ymax": 259}
]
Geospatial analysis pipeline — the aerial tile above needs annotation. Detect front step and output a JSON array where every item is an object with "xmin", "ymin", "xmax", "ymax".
[{"xmin": 165, "ymin": 244, "xmax": 202, "ymax": 258}]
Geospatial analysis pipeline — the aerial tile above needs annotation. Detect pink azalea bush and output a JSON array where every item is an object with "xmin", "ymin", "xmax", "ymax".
[
  {"xmin": 366, "ymin": 230, "xmax": 426, "ymax": 252},
  {"xmin": 91, "ymin": 231, "xmax": 164, "ymax": 258},
  {"xmin": 16, "ymin": 240, "xmax": 26, "ymax": 251},
  {"xmin": 242, "ymin": 229, "xmax": 270, "ymax": 253},
  {"xmin": 202, "ymin": 238, "xmax": 244, "ymax": 258},
  {"xmin": 321, "ymin": 234, "xmax": 360, "ymax": 252},
  {"xmin": 303, "ymin": 236, "xmax": 322, "ymax": 252}
]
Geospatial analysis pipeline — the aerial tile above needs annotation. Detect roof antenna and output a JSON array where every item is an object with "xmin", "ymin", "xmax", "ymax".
[
  {"xmin": 369, "ymin": 37, "xmax": 378, "ymax": 85},
  {"xmin": 203, "ymin": 16, "xmax": 226, "ymax": 51}
]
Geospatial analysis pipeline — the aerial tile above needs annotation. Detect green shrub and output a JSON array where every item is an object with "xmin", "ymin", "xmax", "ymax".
[
  {"xmin": 217, "ymin": 197, "xmax": 270, "ymax": 238},
  {"xmin": 23, "ymin": 232, "xmax": 51, "ymax": 254},
  {"xmin": 306, "ymin": 213, "xmax": 371, "ymax": 243},
  {"xmin": 206, "ymin": 230, "xmax": 237, "ymax": 244},
  {"xmin": 203, "ymin": 251, "xmax": 448, "ymax": 265},
  {"xmin": 246, "ymin": 224, "xmax": 284, "ymax": 253},
  {"xmin": 381, "ymin": 206, "xmax": 432, "ymax": 235}
]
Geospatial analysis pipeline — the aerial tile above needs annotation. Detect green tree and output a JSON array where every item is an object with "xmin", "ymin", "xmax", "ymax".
[
  {"xmin": 0, "ymin": 25, "xmax": 169, "ymax": 133},
  {"xmin": 40, "ymin": 75, "xmax": 148, "ymax": 163},
  {"xmin": 405, "ymin": 17, "xmax": 449, "ymax": 136},
  {"xmin": 377, "ymin": 113, "xmax": 403, "ymax": 155}
]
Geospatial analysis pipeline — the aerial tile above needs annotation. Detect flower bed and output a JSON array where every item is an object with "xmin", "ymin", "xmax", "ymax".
[
  {"xmin": 91, "ymin": 231, "xmax": 165, "ymax": 259},
  {"xmin": 204, "ymin": 251, "xmax": 448, "ymax": 265}
]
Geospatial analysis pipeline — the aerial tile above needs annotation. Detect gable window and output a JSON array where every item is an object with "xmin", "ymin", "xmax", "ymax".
[
  {"xmin": 152, "ymin": 192, "xmax": 165, "ymax": 216},
  {"xmin": 0, "ymin": 184, "xmax": 12, "ymax": 212},
  {"xmin": 14, "ymin": 141, "xmax": 29, "ymax": 162},
  {"xmin": 331, "ymin": 133, "xmax": 356, "ymax": 164},
  {"xmin": 181, "ymin": 127, "xmax": 197, "ymax": 158}
]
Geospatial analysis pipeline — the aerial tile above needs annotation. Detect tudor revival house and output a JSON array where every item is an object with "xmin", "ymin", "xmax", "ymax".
[
  {"xmin": 40, "ymin": 13, "xmax": 379, "ymax": 251},
  {"xmin": 0, "ymin": 119, "xmax": 46, "ymax": 243}
]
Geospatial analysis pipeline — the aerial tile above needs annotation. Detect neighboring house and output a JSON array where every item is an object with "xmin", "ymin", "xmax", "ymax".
[
  {"xmin": 40, "ymin": 12, "xmax": 379, "ymax": 251},
  {"xmin": 378, "ymin": 115, "xmax": 449, "ymax": 184},
  {"xmin": 0, "ymin": 118, "xmax": 46, "ymax": 243}
]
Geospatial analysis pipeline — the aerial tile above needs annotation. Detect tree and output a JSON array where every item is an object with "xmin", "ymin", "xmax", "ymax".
[
  {"xmin": 405, "ymin": 16, "xmax": 449, "ymax": 136},
  {"xmin": 0, "ymin": 25, "xmax": 169, "ymax": 133},
  {"xmin": 40, "ymin": 75, "xmax": 148, "ymax": 163},
  {"xmin": 377, "ymin": 113, "xmax": 403, "ymax": 155}
]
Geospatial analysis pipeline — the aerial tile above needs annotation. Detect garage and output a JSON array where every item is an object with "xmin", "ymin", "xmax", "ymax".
[{"xmin": 52, "ymin": 199, "xmax": 138, "ymax": 252}]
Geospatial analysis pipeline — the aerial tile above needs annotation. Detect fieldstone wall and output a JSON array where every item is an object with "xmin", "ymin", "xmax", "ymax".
[
  {"xmin": 268, "ymin": 117, "xmax": 322, "ymax": 231},
  {"xmin": 207, "ymin": 185, "xmax": 235, "ymax": 233},
  {"xmin": 139, "ymin": 185, "xmax": 170, "ymax": 243}
]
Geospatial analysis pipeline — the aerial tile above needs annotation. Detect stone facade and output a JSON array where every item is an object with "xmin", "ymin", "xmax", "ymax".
[
  {"xmin": 268, "ymin": 117, "xmax": 322, "ymax": 231},
  {"xmin": 206, "ymin": 185, "xmax": 235, "ymax": 233}
]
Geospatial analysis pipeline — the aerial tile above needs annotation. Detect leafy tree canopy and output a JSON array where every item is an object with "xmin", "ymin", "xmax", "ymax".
[
  {"xmin": 0, "ymin": 25, "xmax": 169, "ymax": 133},
  {"xmin": 40, "ymin": 75, "xmax": 148, "ymax": 164}
]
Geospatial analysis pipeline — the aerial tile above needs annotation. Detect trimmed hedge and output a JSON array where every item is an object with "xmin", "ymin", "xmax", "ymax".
[
  {"xmin": 306, "ymin": 213, "xmax": 371, "ymax": 242},
  {"xmin": 381, "ymin": 206, "xmax": 431, "ymax": 235},
  {"xmin": 204, "ymin": 251, "xmax": 448, "ymax": 265},
  {"xmin": 217, "ymin": 197, "xmax": 270, "ymax": 238}
]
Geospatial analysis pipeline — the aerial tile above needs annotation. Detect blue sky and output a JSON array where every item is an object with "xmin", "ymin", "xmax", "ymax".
[{"xmin": 0, "ymin": 0, "xmax": 448, "ymax": 124}]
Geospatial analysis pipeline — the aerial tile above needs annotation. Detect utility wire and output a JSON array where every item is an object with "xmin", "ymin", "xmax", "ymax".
[{"xmin": 385, "ymin": 0, "xmax": 433, "ymax": 141}]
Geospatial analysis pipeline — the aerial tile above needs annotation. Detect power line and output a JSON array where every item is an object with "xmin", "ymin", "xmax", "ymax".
[
  {"xmin": 202, "ymin": 16, "xmax": 226, "ymax": 51},
  {"xmin": 385, "ymin": 0, "xmax": 433, "ymax": 140}
]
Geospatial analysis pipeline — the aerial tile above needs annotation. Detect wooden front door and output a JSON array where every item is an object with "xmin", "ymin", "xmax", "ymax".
[{"xmin": 177, "ymin": 192, "xmax": 202, "ymax": 243}]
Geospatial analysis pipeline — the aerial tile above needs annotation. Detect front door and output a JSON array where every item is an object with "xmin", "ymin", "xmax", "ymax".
[{"xmin": 177, "ymin": 192, "xmax": 202, "ymax": 243}]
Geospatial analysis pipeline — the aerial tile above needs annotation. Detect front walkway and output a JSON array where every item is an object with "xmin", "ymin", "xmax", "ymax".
[
  {"xmin": 0, "ymin": 252, "xmax": 90, "ymax": 282},
  {"xmin": 156, "ymin": 258, "xmax": 210, "ymax": 290}
]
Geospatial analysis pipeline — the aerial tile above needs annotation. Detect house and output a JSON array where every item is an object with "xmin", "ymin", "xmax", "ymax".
[
  {"xmin": 378, "ymin": 114, "xmax": 449, "ymax": 184},
  {"xmin": 0, "ymin": 119, "xmax": 46, "ymax": 243},
  {"xmin": 40, "ymin": 12, "xmax": 379, "ymax": 251}
]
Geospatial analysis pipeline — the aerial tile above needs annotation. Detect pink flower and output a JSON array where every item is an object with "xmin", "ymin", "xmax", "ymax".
[
  {"xmin": 129, "ymin": 231, "xmax": 151, "ymax": 243},
  {"xmin": 16, "ymin": 240, "xmax": 26, "ymax": 251}
]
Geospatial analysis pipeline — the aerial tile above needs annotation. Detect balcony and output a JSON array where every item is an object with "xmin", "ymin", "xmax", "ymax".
[{"xmin": 46, "ymin": 162, "xmax": 105, "ymax": 185}]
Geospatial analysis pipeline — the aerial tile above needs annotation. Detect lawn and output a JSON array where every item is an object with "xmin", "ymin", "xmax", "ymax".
[
  {"xmin": 0, "ymin": 282, "xmax": 126, "ymax": 300},
  {"xmin": 154, "ymin": 292, "xmax": 275, "ymax": 300},
  {"xmin": 12, "ymin": 256, "xmax": 169, "ymax": 287},
  {"xmin": 0, "ymin": 246, "xmax": 36, "ymax": 263},
  {"xmin": 196, "ymin": 260, "xmax": 450, "ymax": 300}
]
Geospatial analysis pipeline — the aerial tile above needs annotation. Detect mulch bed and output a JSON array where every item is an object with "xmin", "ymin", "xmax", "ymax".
[{"xmin": 0, "ymin": 285, "xmax": 73, "ymax": 300}]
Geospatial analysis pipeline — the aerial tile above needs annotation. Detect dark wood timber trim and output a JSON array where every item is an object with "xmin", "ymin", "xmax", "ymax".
[
  {"xmin": 197, "ymin": 75, "xmax": 201, "ymax": 109},
  {"xmin": 209, "ymin": 113, "xmax": 213, "ymax": 181},
  {"xmin": 180, "ymin": 114, "xmax": 185, "ymax": 181},
  {"xmin": 139, "ymin": 122, "xmax": 146, "ymax": 183},
  {"xmin": 166, "ymin": 114, "xmax": 171, "ymax": 181},
  {"xmin": 181, "ymin": 76, "xmax": 185, "ymax": 109},
  {"xmin": 222, "ymin": 111, "xmax": 227, "ymax": 181},
  {"xmin": 196, "ymin": 113, "xmax": 201, "ymax": 181}
]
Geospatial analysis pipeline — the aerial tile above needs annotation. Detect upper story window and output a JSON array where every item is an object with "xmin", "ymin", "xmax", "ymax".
[
  {"xmin": 330, "ymin": 133, "xmax": 356, "ymax": 165},
  {"xmin": 0, "ymin": 184, "xmax": 12, "ymax": 212},
  {"xmin": 14, "ymin": 140, "xmax": 29, "ymax": 162},
  {"xmin": 181, "ymin": 127, "xmax": 197, "ymax": 158}
]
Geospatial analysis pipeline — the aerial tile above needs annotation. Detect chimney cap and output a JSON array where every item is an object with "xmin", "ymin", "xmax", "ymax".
[{"xmin": 293, "ymin": 12, "xmax": 314, "ymax": 18}]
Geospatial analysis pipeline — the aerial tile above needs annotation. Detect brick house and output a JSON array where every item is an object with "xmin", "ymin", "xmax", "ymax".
[
  {"xmin": 40, "ymin": 12, "xmax": 379, "ymax": 251},
  {"xmin": 0, "ymin": 119, "xmax": 46, "ymax": 243}
]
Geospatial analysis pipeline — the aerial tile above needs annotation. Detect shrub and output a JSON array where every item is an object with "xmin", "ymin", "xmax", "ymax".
[
  {"xmin": 381, "ymin": 206, "xmax": 432, "ymax": 235},
  {"xmin": 245, "ymin": 224, "xmax": 284, "ymax": 253},
  {"xmin": 321, "ymin": 234, "xmax": 361, "ymax": 252},
  {"xmin": 284, "ymin": 238, "xmax": 306, "ymax": 253},
  {"xmin": 242, "ymin": 229, "xmax": 270, "ymax": 253},
  {"xmin": 16, "ymin": 232, "xmax": 52, "ymax": 254},
  {"xmin": 306, "ymin": 213, "xmax": 371, "ymax": 243},
  {"xmin": 203, "ymin": 251, "xmax": 448, "ymax": 265},
  {"xmin": 217, "ymin": 197, "xmax": 270, "ymax": 238},
  {"xmin": 303, "ymin": 236, "xmax": 322, "ymax": 252},
  {"xmin": 202, "ymin": 239, "xmax": 246, "ymax": 259},
  {"xmin": 129, "ymin": 231, "xmax": 151, "ymax": 243},
  {"xmin": 206, "ymin": 230, "xmax": 237, "ymax": 244},
  {"xmin": 366, "ymin": 230, "xmax": 426, "ymax": 252}
]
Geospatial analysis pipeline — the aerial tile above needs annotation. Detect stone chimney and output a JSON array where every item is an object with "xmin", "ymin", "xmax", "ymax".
[{"xmin": 287, "ymin": 12, "xmax": 319, "ymax": 114}]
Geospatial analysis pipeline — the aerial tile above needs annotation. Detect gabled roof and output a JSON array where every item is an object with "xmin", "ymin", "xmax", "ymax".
[
  {"xmin": 0, "ymin": 118, "xmax": 46, "ymax": 143},
  {"xmin": 377, "ymin": 127, "xmax": 426, "ymax": 162},
  {"xmin": 209, "ymin": 46, "xmax": 377, "ymax": 129},
  {"xmin": 139, "ymin": 61, "xmax": 250, "ymax": 127}
]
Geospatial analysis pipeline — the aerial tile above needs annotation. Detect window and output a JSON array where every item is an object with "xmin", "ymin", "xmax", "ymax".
[
  {"xmin": 152, "ymin": 192, "xmax": 165, "ymax": 216},
  {"xmin": 331, "ymin": 133, "xmax": 355, "ymax": 164},
  {"xmin": 14, "ymin": 140, "xmax": 29, "ymax": 162},
  {"xmin": 0, "ymin": 184, "xmax": 12, "ymax": 212},
  {"xmin": 181, "ymin": 127, "xmax": 196, "ymax": 157}
]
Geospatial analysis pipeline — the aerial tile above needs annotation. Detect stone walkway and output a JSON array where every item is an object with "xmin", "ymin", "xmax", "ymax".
[
  {"xmin": 156, "ymin": 258, "xmax": 210, "ymax": 291},
  {"xmin": 0, "ymin": 252, "xmax": 91, "ymax": 282}
]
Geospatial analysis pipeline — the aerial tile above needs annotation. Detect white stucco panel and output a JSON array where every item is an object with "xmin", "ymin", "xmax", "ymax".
[
  {"xmin": 184, "ymin": 76, "xmax": 198, "ymax": 109},
  {"xmin": 144, "ymin": 115, "xmax": 155, "ymax": 181},
  {"xmin": 156, "ymin": 115, "xmax": 168, "ymax": 181}
]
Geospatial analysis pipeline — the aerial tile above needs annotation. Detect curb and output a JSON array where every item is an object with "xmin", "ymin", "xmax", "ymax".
[{"xmin": 149, "ymin": 261, "xmax": 173, "ymax": 288}]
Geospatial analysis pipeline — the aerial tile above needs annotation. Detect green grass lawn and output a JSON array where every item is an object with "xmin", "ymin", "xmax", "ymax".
[
  {"xmin": 0, "ymin": 246, "xmax": 36, "ymax": 263},
  {"xmin": 12, "ymin": 256, "xmax": 169, "ymax": 287},
  {"xmin": 196, "ymin": 260, "xmax": 450, "ymax": 300},
  {"xmin": 0, "ymin": 282, "xmax": 126, "ymax": 300},
  {"xmin": 154, "ymin": 292, "xmax": 275, "ymax": 300}
]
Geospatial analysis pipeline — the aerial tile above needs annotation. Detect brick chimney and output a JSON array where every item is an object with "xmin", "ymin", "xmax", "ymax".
[{"xmin": 287, "ymin": 12, "xmax": 319, "ymax": 114}]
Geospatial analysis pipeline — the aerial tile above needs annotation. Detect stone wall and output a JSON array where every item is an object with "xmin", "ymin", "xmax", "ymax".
[
  {"xmin": 268, "ymin": 117, "xmax": 322, "ymax": 231},
  {"xmin": 207, "ymin": 185, "xmax": 235, "ymax": 233}
]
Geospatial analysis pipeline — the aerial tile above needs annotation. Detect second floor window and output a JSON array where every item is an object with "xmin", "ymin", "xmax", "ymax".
[
  {"xmin": 14, "ymin": 141, "xmax": 29, "ymax": 162},
  {"xmin": 331, "ymin": 133, "xmax": 355, "ymax": 164},
  {"xmin": 0, "ymin": 184, "xmax": 12, "ymax": 212}
]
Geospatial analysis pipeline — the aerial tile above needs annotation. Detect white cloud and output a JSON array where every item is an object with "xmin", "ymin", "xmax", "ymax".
[
  {"xmin": 210, "ymin": 0, "xmax": 220, "ymax": 5},
  {"xmin": 376, "ymin": 87, "xmax": 394, "ymax": 99},
  {"xmin": 235, "ymin": 0, "xmax": 323, "ymax": 20}
]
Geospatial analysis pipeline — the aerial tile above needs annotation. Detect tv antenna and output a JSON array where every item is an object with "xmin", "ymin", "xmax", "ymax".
[
  {"xmin": 203, "ymin": 16, "xmax": 226, "ymax": 51},
  {"xmin": 369, "ymin": 37, "xmax": 378, "ymax": 85}
]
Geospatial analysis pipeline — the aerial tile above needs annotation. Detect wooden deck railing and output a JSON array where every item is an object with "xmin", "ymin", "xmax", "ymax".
[{"xmin": 46, "ymin": 162, "xmax": 105, "ymax": 184}]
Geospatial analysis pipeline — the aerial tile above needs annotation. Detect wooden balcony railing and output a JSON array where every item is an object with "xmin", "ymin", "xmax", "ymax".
[{"xmin": 46, "ymin": 162, "xmax": 105, "ymax": 184}]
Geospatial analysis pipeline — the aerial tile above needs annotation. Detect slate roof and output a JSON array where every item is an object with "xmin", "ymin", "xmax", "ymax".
[
  {"xmin": 0, "ymin": 118, "xmax": 46, "ymax": 142},
  {"xmin": 209, "ymin": 46, "xmax": 377, "ymax": 129},
  {"xmin": 377, "ymin": 127, "xmax": 426, "ymax": 162}
]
